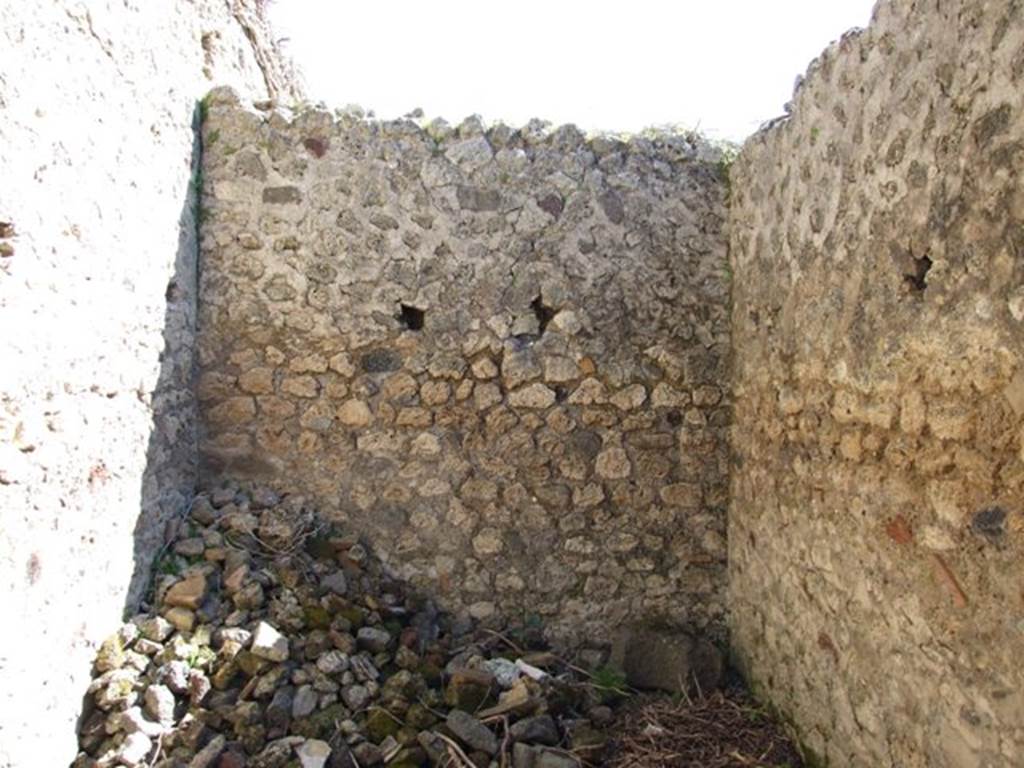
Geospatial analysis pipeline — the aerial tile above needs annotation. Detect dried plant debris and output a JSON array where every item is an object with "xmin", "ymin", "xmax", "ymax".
[{"xmin": 604, "ymin": 690, "xmax": 804, "ymax": 768}]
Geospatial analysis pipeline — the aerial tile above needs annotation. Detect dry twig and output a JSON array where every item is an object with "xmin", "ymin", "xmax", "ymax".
[{"xmin": 604, "ymin": 690, "xmax": 804, "ymax": 768}]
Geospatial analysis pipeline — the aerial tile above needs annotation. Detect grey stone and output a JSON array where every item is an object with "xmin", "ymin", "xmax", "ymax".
[
  {"xmin": 341, "ymin": 683, "xmax": 370, "ymax": 710},
  {"xmin": 612, "ymin": 627, "xmax": 722, "ymax": 695},
  {"xmin": 509, "ymin": 715, "xmax": 559, "ymax": 746},
  {"xmin": 356, "ymin": 626, "xmax": 391, "ymax": 653},
  {"xmin": 316, "ymin": 650, "xmax": 349, "ymax": 675},
  {"xmin": 320, "ymin": 571, "xmax": 347, "ymax": 595},
  {"xmin": 262, "ymin": 186, "xmax": 302, "ymax": 204},
  {"xmin": 446, "ymin": 709, "xmax": 498, "ymax": 755},
  {"xmin": 188, "ymin": 734, "xmax": 227, "ymax": 768},
  {"xmin": 456, "ymin": 185, "xmax": 501, "ymax": 211},
  {"xmin": 360, "ymin": 349, "xmax": 402, "ymax": 373},
  {"xmin": 482, "ymin": 657, "xmax": 520, "ymax": 689},
  {"xmin": 292, "ymin": 685, "xmax": 318, "ymax": 719}
]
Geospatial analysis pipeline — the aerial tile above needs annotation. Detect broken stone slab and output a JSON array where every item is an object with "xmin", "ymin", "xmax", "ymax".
[
  {"xmin": 188, "ymin": 734, "xmax": 226, "ymax": 768},
  {"xmin": 513, "ymin": 743, "xmax": 580, "ymax": 768},
  {"xmin": 509, "ymin": 714, "xmax": 559, "ymax": 745},
  {"xmin": 144, "ymin": 683, "xmax": 176, "ymax": 723},
  {"xmin": 356, "ymin": 626, "xmax": 391, "ymax": 653},
  {"xmin": 610, "ymin": 626, "xmax": 723, "ymax": 695},
  {"xmin": 446, "ymin": 709, "xmax": 498, "ymax": 755},
  {"xmin": 162, "ymin": 571, "xmax": 208, "ymax": 609}
]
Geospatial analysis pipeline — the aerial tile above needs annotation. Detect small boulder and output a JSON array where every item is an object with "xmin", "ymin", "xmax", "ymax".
[
  {"xmin": 611, "ymin": 627, "xmax": 722, "ymax": 695},
  {"xmin": 444, "ymin": 668, "xmax": 495, "ymax": 711},
  {"xmin": 295, "ymin": 739, "xmax": 332, "ymax": 768},
  {"xmin": 163, "ymin": 571, "xmax": 207, "ymax": 610},
  {"xmin": 292, "ymin": 685, "xmax": 317, "ymax": 719},
  {"xmin": 144, "ymin": 684, "xmax": 176, "ymax": 724},
  {"xmin": 251, "ymin": 621, "xmax": 290, "ymax": 662},
  {"xmin": 356, "ymin": 626, "xmax": 391, "ymax": 653},
  {"xmin": 446, "ymin": 710, "xmax": 498, "ymax": 755},
  {"xmin": 509, "ymin": 714, "xmax": 559, "ymax": 746},
  {"xmin": 188, "ymin": 734, "xmax": 226, "ymax": 768}
]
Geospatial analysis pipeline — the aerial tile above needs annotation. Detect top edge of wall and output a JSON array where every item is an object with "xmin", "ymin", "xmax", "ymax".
[
  {"xmin": 202, "ymin": 86, "xmax": 734, "ymax": 165},
  {"xmin": 740, "ymin": 0, "xmax": 891, "ymax": 152}
]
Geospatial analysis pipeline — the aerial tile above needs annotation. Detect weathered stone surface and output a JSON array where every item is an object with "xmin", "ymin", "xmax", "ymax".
[
  {"xmin": 4, "ymin": 16, "xmax": 292, "ymax": 749},
  {"xmin": 508, "ymin": 383, "xmax": 557, "ymax": 409},
  {"xmin": 163, "ymin": 572, "xmax": 208, "ymax": 610},
  {"xmin": 251, "ymin": 622, "xmax": 290, "ymax": 662},
  {"xmin": 197, "ymin": 96, "xmax": 730, "ymax": 647},
  {"xmin": 337, "ymin": 400, "xmax": 373, "ymax": 427},
  {"xmin": 144, "ymin": 684, "xmax": 176, "ymax": 724},
  {"xmin": 612, "ymin": 627, "xmax": 722, "ymax": 695},
  {"xmin": 595, "ymin": 447, "xmax": 631, "ymax": 480},
  {"xmin": 446, "ymin": 710, "xmax": 498, "ymax": 755},
  {"xmin": 356, "ymin": 626, "xmax": 391, "ymax": 653},
  {"xmin": 295, "ymin": 739, "xmax": 331, "ymax": 768},
  {"xmin": 729, "ymin": 3, "xmax": 1024, "ymax": 766},
  {"xmin": 509, "ymin": 714, "xmax": 559, "ymax": 745}
]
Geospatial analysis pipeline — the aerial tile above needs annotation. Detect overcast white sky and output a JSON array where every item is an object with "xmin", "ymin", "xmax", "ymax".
[{"xmin": 270, "ymin": 1, "xmax": 876, "ymax": 142}]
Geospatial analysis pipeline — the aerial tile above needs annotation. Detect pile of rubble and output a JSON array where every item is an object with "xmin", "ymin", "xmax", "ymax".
[{"xmin": 73, "ymin": 486, "xmax": 636, "ymax": 768}]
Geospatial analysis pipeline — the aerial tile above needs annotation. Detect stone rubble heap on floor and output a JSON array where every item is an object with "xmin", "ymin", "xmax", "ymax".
[{"xmin": 71, "ymin": 483, "xmax": 680, "ymax": 768}]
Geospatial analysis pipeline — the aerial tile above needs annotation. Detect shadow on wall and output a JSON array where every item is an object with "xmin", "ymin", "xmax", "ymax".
[
  {"xmin": 73, "ymin": 105, "xmax": 204, "ymax": 747},
  {"xmin": 126, "ymin": 101, "xmax": 204, "ymax": 615}
]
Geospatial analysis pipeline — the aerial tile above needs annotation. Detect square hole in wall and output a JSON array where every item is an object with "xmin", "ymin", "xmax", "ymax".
[{"xmin": 399, "ymin": 304, "xmax": 425, "ymax": 331}]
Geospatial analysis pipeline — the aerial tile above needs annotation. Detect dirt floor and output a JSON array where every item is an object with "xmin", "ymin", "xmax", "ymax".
[{"xmin": 602, "ymin": 687, "xmax": 805, "ymax": 768}]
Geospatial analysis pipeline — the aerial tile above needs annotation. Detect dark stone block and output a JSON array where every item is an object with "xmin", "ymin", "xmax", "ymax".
[
  {"xmin": 360, "ymin": 349, "xmax": 403, "ymax": 373},
  {"xmin": 972, "ymin": 506, "xmax": 1007, "ymax": 539},
  {"xmin": 598, "ymin": 189, "xmax": 625, "ymax": 224},
  {"xmin": 457, "ymin": 185, "xmax": 501, "ymax": 212},
  {"xmin": 262, "ymin": 185, "xmax": 302, "ymax": 204}
]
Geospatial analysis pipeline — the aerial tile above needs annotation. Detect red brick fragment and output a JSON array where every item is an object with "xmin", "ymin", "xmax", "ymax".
[{"xmin": 885, "ymin": 516, "xmax": 914, "ymax": 545}]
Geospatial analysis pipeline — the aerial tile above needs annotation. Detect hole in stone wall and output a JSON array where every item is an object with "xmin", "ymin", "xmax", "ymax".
[
  {"xmin": 531, "ymin": 295, "xmax": 556, "ymax": 336},
  {"xmin": 399, "ymin": 303, "xmax": 425, "ymax": 331},
  {"xmin": 0, "ymin": 220, "xmax": 14, "ymax": 259},
  {"xmin": 904, "ymin": 253, "xmax": 933, "ymax": 292}
]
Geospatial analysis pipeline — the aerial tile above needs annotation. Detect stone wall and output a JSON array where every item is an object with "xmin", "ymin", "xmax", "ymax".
[
  {"xmin": 729, "ymin": 1, "xmax": 1024, "ymax": 765},
  {"xmin": 0, "ymin": 3, "xmax": 297, "ymax": 766},
  {"xmin": 197, "ymin": 92, "xmax": 731, "ymax": 645}
]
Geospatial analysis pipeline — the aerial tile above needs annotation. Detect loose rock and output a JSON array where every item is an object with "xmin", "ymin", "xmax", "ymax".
[
  {"xmin": 251, "ymin": 621, "xmax": 290, "ymax": 662},
  {"xmin": 446, "ymin": 709, "xmax": 499, "ymax": 755}
]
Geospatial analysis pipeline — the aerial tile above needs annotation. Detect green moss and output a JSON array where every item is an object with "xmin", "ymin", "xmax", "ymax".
[
  {"xmin": 198, "ymin": 94, "xmax": 211, "ymax": 125},
  {"xmin": 364, "ymin": 707, "xmax": 401, "ymax": 743},
  {"xmin": 303, "ymin": 605, "xmax": 332, "ymax": 630},
  {"xmin": 336, "ymin": 605, "xmax": 366, "ymax": 628},
  {"xmin": 292, "ymin": 703, "xmax": 346, "ymax": 739},
  {"xmin": 590, "ymin": 664, "xmax": 629, "ymax": 704}
]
